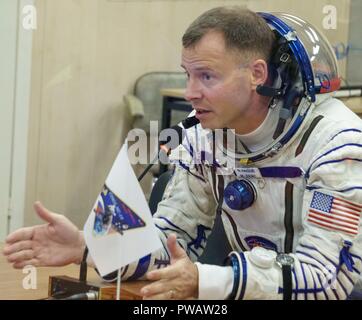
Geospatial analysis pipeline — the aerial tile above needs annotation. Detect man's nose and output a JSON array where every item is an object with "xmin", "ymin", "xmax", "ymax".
[{"xmin": 184, "ymin": 79, "xmax": 202, "ymax": 101}]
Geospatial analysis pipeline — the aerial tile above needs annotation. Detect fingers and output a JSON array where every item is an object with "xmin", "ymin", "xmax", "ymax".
[
  {"xmin": 147, "ymin": 265, "xmax": 179, "ymax": 281},
  {"xmin": 141, "ymin": 281, "xmax": 176, "ymax": 300},
  {"xmin": 5, "ymin": 246, "xmax": 40, "ymax": 269},
  {"xmin": 143, "ymin": 263, "xmax": 179, "ymax": 298},
  {"xmin": 6, "ymin": 249, "xmax": 33, "ymax": 263},
  {"xmin": 167, "ymin": 233, "xmax": 187, "ymax": 262},
  {"xmin": 146, "ymin": 267, "xmax": 180, "ymax": 281},
  {"xmin": 143, "ymin": 290, "xmax": 175, "ymax": 300},
  {"xmin": 3, "ymin": 240, "xmax": 33, "ymax": 256},
  {"xmin": 6, "ymin": 202, "xmax": 57, "ymax": 245},
  {"xmin": 3, "ymin": 237, "xmax": 38, "ymax": 270},
  {"xmin": 13, "ymin": 259, "xmax": 39, "ymax": 269},
  {"xmin": 5, "ymin": 227, "xmax": 34, "ymax": 244},
  {"xmin": 145, "ymin": 233, "xmax": 188, "ymax": 284},
  {"xmin": 34, "ymin": 201, "xmax": 59, "ymax": 224}
]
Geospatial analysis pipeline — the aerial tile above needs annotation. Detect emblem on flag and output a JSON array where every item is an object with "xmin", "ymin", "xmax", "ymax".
[
  {"xmin": 307, "ymin": 191, "xmax": 361, "ymax": 237},
  {"xmin": 93, "ymin": 184, "xmax": 146, "ymax": 237}
]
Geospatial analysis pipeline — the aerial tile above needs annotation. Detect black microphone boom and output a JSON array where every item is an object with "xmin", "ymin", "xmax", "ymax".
[
  {"xmin": 138, "ymin": 116, "xmax": 200, "ymax": 181},
  {"xmin": 182, "ymin": 116, "xmax": 200, "ymax": 129},
  {"xmin": 159, "ymin": 116, "xmax": 199, "ymax": 147}
]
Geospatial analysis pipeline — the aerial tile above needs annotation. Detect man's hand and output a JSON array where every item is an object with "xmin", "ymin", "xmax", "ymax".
[
  {"xmin": 2, "ymin": 201, "xmax": 85, "ymax": 269},
  {"xmin": 141, "ymin": 233, "xmax": 199, "ymax": 300}
]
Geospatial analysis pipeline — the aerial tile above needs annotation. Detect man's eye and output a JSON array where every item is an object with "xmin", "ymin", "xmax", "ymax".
[{"xmin": 202, "ymin": 73, "xmax": 212, "ymax": 81}]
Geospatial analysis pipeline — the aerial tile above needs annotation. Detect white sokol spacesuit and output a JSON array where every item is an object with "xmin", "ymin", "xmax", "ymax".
[{"xmin": 107, "ymin": 13, "xmax": 362, "ymax": 299}]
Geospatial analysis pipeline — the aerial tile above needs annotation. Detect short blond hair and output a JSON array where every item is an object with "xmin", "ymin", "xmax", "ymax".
[{"xmin": 182, "ymin": 6, "xmax": 275, "ymax": 62}]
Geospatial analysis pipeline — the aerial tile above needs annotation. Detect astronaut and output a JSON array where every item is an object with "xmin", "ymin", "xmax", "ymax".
[
  {"xmin": 123, "ymin": 8, "xmax": 362, "ymax": 300},
  {"xmin": 3, "ymin": 7, "xmax": 362, "ymax": 300}
]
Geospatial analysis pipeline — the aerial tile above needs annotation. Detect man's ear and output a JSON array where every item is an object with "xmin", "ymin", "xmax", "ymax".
[{"xmin": 250, "ymin": 59, "xmax": 268, "ymax": 90}]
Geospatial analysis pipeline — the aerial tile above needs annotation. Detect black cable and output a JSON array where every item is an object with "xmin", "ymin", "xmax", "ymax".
[
  {"xmin": 137, "ymin": 154, "xmax": 159, "ymax": 181},
  {"xmin": 79, "ymin": 246, "xmax": 89, "ymax": 282},
  {"xmin": 61, "ymin": 292, "xmax": 98, "ymax": 300}
]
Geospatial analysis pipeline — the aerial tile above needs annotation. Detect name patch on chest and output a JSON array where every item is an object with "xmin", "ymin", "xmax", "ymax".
[{"xmin": 235, "ymin": 167, "xmax": 262, "ymax": 179}]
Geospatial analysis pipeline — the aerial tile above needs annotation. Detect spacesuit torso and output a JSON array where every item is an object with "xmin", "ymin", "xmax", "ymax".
[{"xmin": 117, "ymin": 95, "xmax": 362, "ymax": 300}]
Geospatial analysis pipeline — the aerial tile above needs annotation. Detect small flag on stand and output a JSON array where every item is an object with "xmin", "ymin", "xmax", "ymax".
[{"xmin": 84, "ymin": 143, "xmax": 162, "ymax": 277}]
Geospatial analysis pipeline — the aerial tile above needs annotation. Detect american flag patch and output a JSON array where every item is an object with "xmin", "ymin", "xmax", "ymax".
[{"xmin": 307, "ymin": 191, "xmax": 361, "ymax": 236}]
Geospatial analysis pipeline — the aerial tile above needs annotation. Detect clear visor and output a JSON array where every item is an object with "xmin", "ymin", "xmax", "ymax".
[{"xmin": 272, "ymin": 13, "xmax": 341, "ymax": 94}]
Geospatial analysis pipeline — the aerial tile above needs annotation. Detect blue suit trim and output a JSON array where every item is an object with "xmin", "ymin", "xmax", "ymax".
[
  {"xmin": 330, "ymin": 129, "xmax": 362, "ymax": 141},
  {"xmin": 177, "ymin": 161, "xmax": 206, "ymax": 182},
  {"xmin": 297, "ymin": 248, "xmax": 353, "ymax": 292},
  {"xmin": 238, "ymin": 252, "xmax": 247, "ymax": 300},
  {"xmin": 350, "ymin": 253, "xmax": 362, "ymax": 263},
  {"xmin": 316, "ymin": 273, "xmax": 329, "ymax": 300},
  {"xmin": 306, "ymin": 143, "xmax": 362, "ymax": 178},
  {"xmin": 312, "ymin": 158, "xmax": 362, "ymax": 171},
  {"xmin": 293, "ymin": 268, "xmax": 298, "ymax": 300},
  {"xmin": 297, "ymin": 250, "xmax": 349, "ymax": 298},
  {"xmin": 157, "ymin": 216, "xmax": 202, "ymax": 244},
  {"xmin": 300, "ymin": 263, "xmax": 308, "ymax": 300},
  {"xmin": 155, "ymin": 224, "xmax": 202, "ymax": 257},
  {"xmin": 305, "ymin": 185, "xmax": 362, "ymax": 192},
  {"xmin": 127, "ymin": 254, "xmax": 151, "ymax": 281},
  {"xmin": 228, "ymin": 253, "xmax": 240, "ymax": 300},
  {"xmin": 299, "ymin": 244, "xmax": 356, "ymax": 285},
  {"xmin": 309, "ymin": 264, "xmax": 318, "ymax": 300}
]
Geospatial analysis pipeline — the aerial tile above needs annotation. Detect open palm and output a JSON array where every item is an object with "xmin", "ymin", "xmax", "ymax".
[{"xmin": 3, "ymin": 202, "xmax": 85, "ymax": 269}]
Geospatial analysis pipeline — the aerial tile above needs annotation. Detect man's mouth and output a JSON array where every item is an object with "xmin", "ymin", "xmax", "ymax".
[
  {"xmin": 195, "ymin": 108, "xmax": 212, "ymax": 120},
  {"xmin": 195, "ymin": 109, "xmax": 212, "ymax": 115}
]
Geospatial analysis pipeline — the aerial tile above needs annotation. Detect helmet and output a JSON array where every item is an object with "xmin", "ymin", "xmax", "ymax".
[
  {"xmin": 259, "ymin": 12, "xmax": 341, "ymax": 102},
  {"xmin": 215, "ymin": 12, "xmax": 341, "ymax": 165}
]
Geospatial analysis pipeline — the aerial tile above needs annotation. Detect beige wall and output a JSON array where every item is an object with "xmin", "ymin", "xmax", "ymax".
[
  {"xmin": 24, "ymin": 0, "xmax": 352, "ymax": 228},
  {"xmin": 25, "ymin": 0, "xmax": 244, "ymax": 227}
]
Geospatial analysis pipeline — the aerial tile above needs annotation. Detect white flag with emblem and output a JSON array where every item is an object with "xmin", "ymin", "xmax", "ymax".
[{"xmin": 83, "ymin": 143, "xmax": 162, "ymax": 276}]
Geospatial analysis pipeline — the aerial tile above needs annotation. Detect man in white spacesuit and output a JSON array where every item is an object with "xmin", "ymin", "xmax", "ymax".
[{"xmin": 3, "ymin": 7, "xmax": 362, "ymax": 300}]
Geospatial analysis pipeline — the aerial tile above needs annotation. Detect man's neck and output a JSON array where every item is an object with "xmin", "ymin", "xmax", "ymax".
[
  {"xmin": 233, "ymin": 97, "xmax": 281, "ymax": 153},
  {"xmin": 233, "ymin": 97, "xmax": 271, "ymax": 135}
]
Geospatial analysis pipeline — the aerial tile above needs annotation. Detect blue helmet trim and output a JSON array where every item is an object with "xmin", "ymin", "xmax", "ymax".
[{"xmin": 258, "ymin": 12, "xmax": 316, "ymax": 102}]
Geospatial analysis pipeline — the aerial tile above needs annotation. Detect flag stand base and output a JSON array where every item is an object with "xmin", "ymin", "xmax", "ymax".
[{"xmin": 47, "ymin": 275, "xmax": 143, "ymax": 300}]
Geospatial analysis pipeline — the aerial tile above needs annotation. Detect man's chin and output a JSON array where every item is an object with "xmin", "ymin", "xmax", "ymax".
[{"xmin": 198, "ymin": 121, "xmax": 223, "ymax": 131}]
